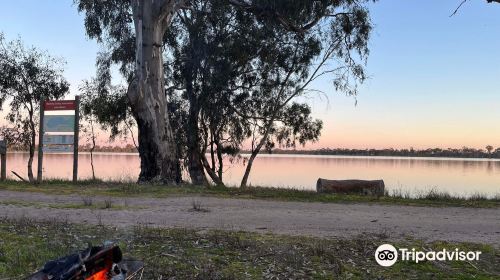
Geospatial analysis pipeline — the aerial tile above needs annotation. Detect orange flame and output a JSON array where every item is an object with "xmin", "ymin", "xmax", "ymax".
[{"xmin": 85, "ymin": 269, "xmax": 109, "ymax": 280}]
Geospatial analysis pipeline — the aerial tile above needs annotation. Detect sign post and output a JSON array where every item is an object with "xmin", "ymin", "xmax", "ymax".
[
  {"xmin": 36, "ymin": 97, "xmax": 45, "ymax": 184},
  {"xmin": 37, "ymin": 98, "xmax": 79, "ymax": 183},
  {"xmin": 0, "ymin": 140, "xmax": 6, "ymax": 181},
  {"xmin": 73, "ymin": 96, "xmax": 80, "ymax": 183}
]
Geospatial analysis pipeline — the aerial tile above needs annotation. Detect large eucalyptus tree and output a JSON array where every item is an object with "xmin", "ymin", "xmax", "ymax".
[
  {"xmin": 77, "ymin": 0, "xmax": 188, "ymax": 183},
  {"xmin": 76, "ymin": 0, "xmax": 373, "ymax": 184}
]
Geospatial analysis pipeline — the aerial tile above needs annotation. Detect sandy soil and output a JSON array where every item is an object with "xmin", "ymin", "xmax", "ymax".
[{"xmin": 0, "ymin": 190, "xmax": 498, "ymax": 246}]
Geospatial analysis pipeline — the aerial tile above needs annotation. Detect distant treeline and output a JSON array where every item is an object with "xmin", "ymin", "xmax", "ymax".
[
  {"xmin": 8, "ymin": 144, "xmax": 500, "ymax": 159},
  {"xmin": 263, "ymin": 147, "xmax": 500, "ymax": 159},
  {"xmin": 79, "ymin": 144, "xmax": 138, "ymax": 153},
  {"xmin": 7, "ymin": 144, "xmax": 138, "ymax": 153}
]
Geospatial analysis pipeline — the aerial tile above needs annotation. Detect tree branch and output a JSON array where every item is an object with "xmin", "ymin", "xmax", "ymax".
[
  {"xmin": 450, "ymin": 0, "xmax": 469, "ymax": 17},
  {"xmin": 155, "ymin": 0, "xmax": 190, "ymax": 30},
  {"xmin": 125, "ymin": 121, "xmax": 139, "ymax": 150},
  {"xmin": 451, "ymin": 0, "xmax": 500, "ymax": 17}
]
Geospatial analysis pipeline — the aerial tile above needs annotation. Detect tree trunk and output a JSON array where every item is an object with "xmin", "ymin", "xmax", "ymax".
[
  {"xmin": 199, "ymin": 122, "xmax": 224, "ymax": 186},
  {"xmin": 240, "ymin": 150, "xmax": 258, "ymax": 188},
  {"xmin": 240, "ymin": 132, "xmax": 267, "ymax": 187},
  {"xmin": 240, "ymin": 123, "xmax": 271, "ymax": 188},
  {"xmin": 90, "ymin": 121, "xmax": 96, "ymax": 181},
  {"xmin": 210, "ymin": 133, "xmax": 216, "ymax": 173},
  {"xmin": 90, "ymin": 147, "xmax": 95, "ymax": 180},
  {"xmin": 27, "ymin": 142, "xmax": 34, "ymax": 183},
  {"xmin": 215, "ymin": 139, "xmax": 223, "ymax": 181},
  {"xmin": 186, "ymin": 90, "xmax": 208, "ymax": 185},
  {"xmin": 187, "ymin": 146, "xmax": 207, "ymax": 185},
  {"xmin": 27, "ymin": 116, "xmax": 35, "ymax": 183},
  {"xmin": 201, "ymin": 153, "xmax": 225, "ymax": 186},
  {"xmin": 128, "ymin": 1, "xmax": 182, "ymax": 184}
]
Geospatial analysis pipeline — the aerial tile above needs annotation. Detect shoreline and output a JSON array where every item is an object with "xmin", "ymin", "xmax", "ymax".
[
  {"xmin": 5, "ymin": 151, "xmax": 500, "ymax": 161},
  {"xmin": 1, "ymin": 180, "xmax": 498, "ymax": 208}
]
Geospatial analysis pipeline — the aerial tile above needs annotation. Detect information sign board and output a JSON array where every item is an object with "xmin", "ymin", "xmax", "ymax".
[
  {"xmin": 44, "ymin": 100, "xmax": 76, "ymax": 111},
  {"xmin": 43, "ymin": 135, "xmax": 74, "ymax": 145},
  {"xmin": 37, "ymin": 97, "xmax": 80, "ymax": 183},
  {"xmin": 43, "ymin": 145, "xmax": 73, "ymax": 153},
  {"xmin": 44, "ymin": 115, "xmax": 75, "ymax": 133}
]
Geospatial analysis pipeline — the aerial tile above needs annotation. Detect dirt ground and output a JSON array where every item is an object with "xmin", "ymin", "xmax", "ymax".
[{"xmin": 0, "ymin": 190, "xmax": 498, "ymax": 246}]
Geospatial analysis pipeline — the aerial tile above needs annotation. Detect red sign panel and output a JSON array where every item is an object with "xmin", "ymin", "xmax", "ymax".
[{"xmin": 44, "ymin": 100, "xmax": 76, "ymax": 111}]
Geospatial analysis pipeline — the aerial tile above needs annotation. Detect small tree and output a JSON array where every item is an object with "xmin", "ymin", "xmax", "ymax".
[
  {"xmin": 80, "ymin": 80, "xmax": 99, "ymax": 180},
  {"xmin": 485, "ymin": 145, "xmax": 494, "ymax": 158},
  {"xmin": 0, "ymin": 34, "xmax": 69, "ymax": 182},
  {"xmin": 79, "ymin": 79, "xmax": 138, "ymax": 180}
]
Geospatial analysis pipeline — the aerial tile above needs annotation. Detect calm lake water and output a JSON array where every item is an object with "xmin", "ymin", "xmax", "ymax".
[{"xmin": 4, "ymin": 152, "xmax": 500, "ymax": 197}]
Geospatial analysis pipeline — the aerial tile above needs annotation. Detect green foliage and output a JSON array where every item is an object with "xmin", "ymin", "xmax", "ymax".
[
  {"xmin": 0, "ymin": 33, "xmax": 69, "ymax": 180},
  {"xmin": 0, "ymin": 34, "xmax": 69, "ymax": 137},
  {"xmin": 276, "ymin": 103, "xmax": 323, "ymax": 148},
  {"xmin": 75, "ymin": 0, "xmax": 135, "ymax": 80},
  {"xmin": 75, "ymin": 0, "xmax": 373, "ymax": 184},
  {"xmin": 163, "ymin": 0, "xmax": 372, "ymax": 183},
  {"xmin": 79, "ymin": 79, "xmax": 134, "ymax": 141}
]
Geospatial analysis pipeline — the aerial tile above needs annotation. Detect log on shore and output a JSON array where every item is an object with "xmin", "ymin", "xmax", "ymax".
[{"xmin": 316, "ymin": 178, "xmax": 385, "ymax": 196}]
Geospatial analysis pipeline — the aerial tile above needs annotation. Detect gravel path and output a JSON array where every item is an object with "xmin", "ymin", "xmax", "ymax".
[{"xmin": 0, "ymin": 190, "xmax": 499, "ymax": 246}]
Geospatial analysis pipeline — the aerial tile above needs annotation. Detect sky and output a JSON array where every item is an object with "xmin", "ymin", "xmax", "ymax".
[{"xmin": 0, "ymin": 0, "xmax": 499, "ymax": 150}]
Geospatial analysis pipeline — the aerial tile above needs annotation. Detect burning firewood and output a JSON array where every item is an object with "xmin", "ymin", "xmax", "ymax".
[{"xmin": 27, "ymin": 243, "xmax": 144, "ymax": 280}]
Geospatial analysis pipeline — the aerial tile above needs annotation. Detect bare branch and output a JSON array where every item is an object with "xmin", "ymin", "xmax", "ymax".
[
  {"xmin": 451, "ymin": 0, "xmax": 500, "ymax": 17},
  {"xmin": 450, "ymin": 0, "xmax": 469, "ymax": 17},
  {"xmin": 125, "ymin": 121, "xmax": 139, "ymax": 150}
]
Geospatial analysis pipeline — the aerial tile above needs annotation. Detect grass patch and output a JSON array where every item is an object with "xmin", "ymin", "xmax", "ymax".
[
  {"xmin": 0, "ymin": 180, "xmax": 498, "ymax": 208},
  {"xmin": 0, "ymin": 199, "xmax": 132, "ymax": 211},
  {"xmin": 103, "ymin": 198, "xmax": 113, "ymax": 209},
  {"xmin": 190, "ymin": 198, "xmax": 210, "ymax": 213},
  {"xmin": 0, "ymin": 218, "xmax": 497, "ymax": 279},
  {"xmin": 82, "ymin": 196, "xmax": 93, "ymax": 206}
]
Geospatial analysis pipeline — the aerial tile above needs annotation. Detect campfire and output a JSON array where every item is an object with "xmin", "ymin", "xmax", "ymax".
[{"xmin": 28, "ymin": 243, "xmax": 143, "ymax": 280}]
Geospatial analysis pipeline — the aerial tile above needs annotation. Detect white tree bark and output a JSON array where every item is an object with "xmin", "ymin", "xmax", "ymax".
[{"xmin": 128, "ymin": 0, "xmax": 186, "ymax": 183}]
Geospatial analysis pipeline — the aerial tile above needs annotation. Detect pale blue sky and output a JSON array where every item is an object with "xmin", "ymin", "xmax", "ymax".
[{"xmin": 1, "ymin": 0, "xmax": 499, "ymax": 149}]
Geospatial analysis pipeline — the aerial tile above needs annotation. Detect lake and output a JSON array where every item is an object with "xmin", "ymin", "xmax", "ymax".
[{"xmin": 4, "ymin": 152, "xmax": 500, "ymax": 197}]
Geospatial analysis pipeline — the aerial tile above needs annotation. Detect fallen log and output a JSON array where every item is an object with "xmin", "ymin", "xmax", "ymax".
[
  {"xmin": 11, "ymin": 170, "xmax": 28, "ymax": 182},
  {"xmin": 316, "ymin": 178, "xmax": 385, "ymax": 196}
]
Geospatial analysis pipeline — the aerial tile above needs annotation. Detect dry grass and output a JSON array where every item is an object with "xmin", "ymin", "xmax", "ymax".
[
  {"xmin": 104, "ymin": 199, "xmax": 113, "ymax": 209},
  {"xmin": 0, "ymin": 180, "xmax": 499, "ymax": 208},
  {"xmin": 82, "ymin": 196, "xmax": 93, "ymax": 206},
  {"xmin": 0, "ymin": 217, "xmax": 498, "ymax": 279},
  {"xmin": 190, "ymin": 198, "xmax": 210, "ymax": 213}
]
